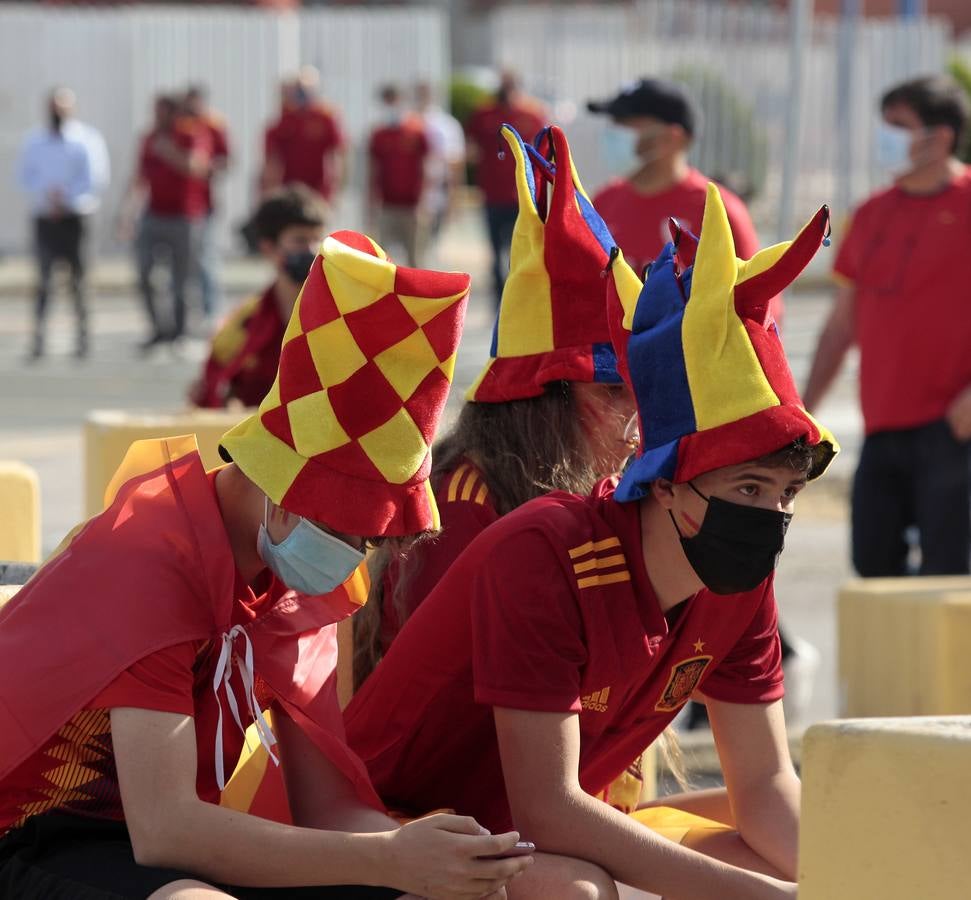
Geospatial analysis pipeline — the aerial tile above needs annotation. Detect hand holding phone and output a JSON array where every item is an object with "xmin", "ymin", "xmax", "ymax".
[{"xmin": 479, "ymin": 840, "xmax": 536, "ymax": 860}]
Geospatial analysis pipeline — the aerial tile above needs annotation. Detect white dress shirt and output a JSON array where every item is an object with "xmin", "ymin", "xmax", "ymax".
[{"xmin": 16, "ymin": 119, "xmax": 110, "ymax": 216}]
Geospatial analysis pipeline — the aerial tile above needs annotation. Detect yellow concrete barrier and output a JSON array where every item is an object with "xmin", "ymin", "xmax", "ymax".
[
  {"xmin": 0, "ymin": 462, "xmax": 40, "ymax": 563},
  {"xmin": 84, "ymin": 409, "xmax": 250, "ymax": 517},
  {"xmin": 839, "ymin": 577, "xmax": 971, "ymax": 717},
  {"xmin": 799, "ymin": 716, "xmax": 971, "ymax": 899}
]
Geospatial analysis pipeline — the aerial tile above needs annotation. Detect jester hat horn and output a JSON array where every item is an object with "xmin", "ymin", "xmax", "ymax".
[
  {"xmin": 467, "ymin": 124, "xmax": 622, "ymax": 402},
  {"xmin": 221, "ymin": 231, "xmax": 470, "ymax": 536},
  {"xmin": 607, "ymin": 184, "xmax": 838, "ymax": 501}
]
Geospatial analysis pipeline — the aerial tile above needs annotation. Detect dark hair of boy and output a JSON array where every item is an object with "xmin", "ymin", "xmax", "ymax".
[
  {"xmin": 881, "ymin": 74, "xmax": 970, "ymax": 154},
  {"xmin": 252, "ymin": 184, "xmax": 329, "ymax": 244}
]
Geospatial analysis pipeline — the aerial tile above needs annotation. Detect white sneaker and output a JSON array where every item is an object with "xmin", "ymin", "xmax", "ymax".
[{"xmin": 782, "ymin": 635, "xmax": 821, "ymax": 729}]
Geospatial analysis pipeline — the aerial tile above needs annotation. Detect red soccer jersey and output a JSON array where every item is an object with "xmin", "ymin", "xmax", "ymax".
[
  {"xmin": 465, "ymin": 100, "xmax": 546, "ymax": 206},
  {"xmin": 265, "ymin": 104, "xmax": 345, "ymax": 200},
  {"xmin": 345, "ymin": 486, "xmax": 784, "ymax": 832},
  {"xmin": 195, "ymin": 113, "xmax": 231, "ymax": 215},
  {"xmin": 380, "ymin": 459, "xmax": 498, "ymax": 651},
  {"xmin": 593, "ymin": 170, "xmax": 782, "ymax": 324},
  {"xmin": 833, "ymin": 168, "xmax": 971, "ymax": 434},
  {"xmin": 138, "ymin": 122, "xmax": 212, "ymax": 219},
  {"xmin": 369, "ymin": 117, "xmax": 429, "ymax": 207},
  {"xmin": 0, "ymin": 472, "xmax": 277, "ymax": 837},
  {"xmin": 192, "ymin": 283, "xmax": 286, "ymax": 409}
]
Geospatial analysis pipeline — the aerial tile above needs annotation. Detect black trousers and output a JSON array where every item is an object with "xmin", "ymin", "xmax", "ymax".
[
  {"xmin": 0, "ymin": 813, "xmax": 404, "ymax": 900},
  {"xmin": 852, "ymin": 419, "xmax": 971, "ymax": 576},
  {"xmin": 483, "ymin": 203, "xmax": 518, "ymax": 309},
  {"xmin": 33, "ymin": 214, "xmax": 87, "ymax": 344}
]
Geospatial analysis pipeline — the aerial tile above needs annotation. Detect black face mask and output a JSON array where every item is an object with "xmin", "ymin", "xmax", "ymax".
[
  {"xmin": 671, "ymin": 483, "xmax": 792, "ymax": 595},
  {"xmin": 282, "ymin": 250, "xmax": 317, "ymax": 285}
]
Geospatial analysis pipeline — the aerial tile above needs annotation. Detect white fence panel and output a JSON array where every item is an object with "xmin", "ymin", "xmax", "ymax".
[
  {"xmin": 0, "ymin": 3, "xmax": 448, "ymax": 257},
  {"xmin": 491, "ymin": 1, "xmax": 950, "ymax": 235}
]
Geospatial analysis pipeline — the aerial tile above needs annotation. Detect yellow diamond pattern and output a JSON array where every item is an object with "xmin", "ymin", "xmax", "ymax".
[
  {"xmin": 287, "ymin": 391, "xmax": 351, "ymax": 458},
  {"xmin": 397, "ymin": 289, "xmax": 470, "ymax": 327},
  {"xmin": 374, "ymin": 328, "xmax": 441, "ymax": 402},
  {"xmin": 323, "ymin": 251, "xmax": 394, "ymax": 316},
  {"xmin": 305, "ymin": 318, "xmax": 368, "ymax": 389},
  {"xmin": 358, "ymin": 408, "xmax": 428, "ymax": 484}
]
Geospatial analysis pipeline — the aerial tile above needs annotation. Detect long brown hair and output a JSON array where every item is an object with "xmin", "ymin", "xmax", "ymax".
[
  {"xmin": 351, "ymin": 382, "xmax": 689, "ymax": 789},
  {"xmin": 353, "ymin": 381, "xmax": 600, "ymax": 688}
]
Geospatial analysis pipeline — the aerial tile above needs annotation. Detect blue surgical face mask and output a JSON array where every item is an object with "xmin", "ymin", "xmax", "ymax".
[
  {"xmin": 875, "ymin": 123, "xmax": 913, "ymax": 172},
  {"xmin": 257, "ymin": 498, "xmax": 365, "ymax": 596},
  {"xmin": 601, "ymin": 124, "xmax": 640, "ymax": 175}
]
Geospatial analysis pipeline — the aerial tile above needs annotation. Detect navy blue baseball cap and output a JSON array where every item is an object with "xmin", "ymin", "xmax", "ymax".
[{"xmin": 587, "ymin": 78, "xmax": 697, "ymax": 135}]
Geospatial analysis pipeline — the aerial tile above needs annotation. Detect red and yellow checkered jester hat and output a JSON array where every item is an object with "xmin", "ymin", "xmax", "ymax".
[
  {"xmin": 466, "ymin": 124, "xmax": 622, "ymax": 402},
  {"xmin": 220, "ymin": 231, "xmax": 470, "ymax": 537}
]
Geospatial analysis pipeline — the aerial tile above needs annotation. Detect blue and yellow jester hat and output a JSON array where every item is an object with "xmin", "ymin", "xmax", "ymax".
[
  {"xmin": 467, "ymin": 124, "xmax": 621, "ymax": 402},
  {"xmin": 607, "ymin": 183, "xmax": 838, "ymax": 500}
]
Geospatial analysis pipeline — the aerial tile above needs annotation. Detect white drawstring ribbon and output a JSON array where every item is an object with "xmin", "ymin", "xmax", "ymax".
[{"xmin": 212, "ymin": 624, "xmax": 279, "ymax": 791}]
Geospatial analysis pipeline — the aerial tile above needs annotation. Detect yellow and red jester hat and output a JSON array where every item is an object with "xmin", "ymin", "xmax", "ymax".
[
  {"xmin": 467, "ymin": 124, "xmax": 623, "ymax": 402},
  {"xmin": 221, "ymin": 230, "xmax": 471, "ymax": 537}
]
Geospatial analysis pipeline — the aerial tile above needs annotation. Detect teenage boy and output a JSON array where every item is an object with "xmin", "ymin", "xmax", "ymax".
[
  {"xmin": 804, "ymin": 74, "xmax": 971, "ymax": 577},
  {"xmin": 191, "ymin": 184, "xmax": 328, "ymax": 409},
  {"xmin": 346, "ymin": 186, "xmax": 837, "ymax": 900},
  {"xmin": 0, "ymin": 232, "xmax": 531, "ymax": 898}
]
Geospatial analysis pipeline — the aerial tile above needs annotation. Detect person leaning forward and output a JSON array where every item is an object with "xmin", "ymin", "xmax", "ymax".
[
  {"xmin": 0, "ymin": 232, "xmax": 531, "ymax": 900},
  {"xmin": 345, "ymin": 185, "xmax": 838, "ymax": 900}
]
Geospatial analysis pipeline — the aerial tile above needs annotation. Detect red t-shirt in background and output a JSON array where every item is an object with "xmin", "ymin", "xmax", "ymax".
[
  {"xmin": 380, "ymin": 459, "xmax": 498, "ymax": 651},
  {"xmin": 192, "ymin": 282, "xmax": 287, "ymax": 410},
  {"xmin": 465, "ymin": 99, "xmax": 546, "ymax": 206},
  {"xmin": 369, "ymin": 117, "xmax": 430, "ymax": 207},
  {"xmin": 265, "ymin": 104, "xmax": 345, "ymax": 201},
  {"xmin": 138, "ymin": 121, "xmax": 213, "ymax": 219},
  {"xmin": 345, "ymin": 485, "xmax": 784, "ymax": 833},
  {"xmin": 193, "ymin": 113, "xmax": 231, "ymax": 215},
  {"xmin": 0, "ymin": 473, "xmax": 277, "ymax": 838},
  {"xmin": 593, "ymin": 169, "xmax": 783, "ymax": 323},
  {"xmin": 833, "ymin": 168, "xmax": 971, "ymax": 435}
]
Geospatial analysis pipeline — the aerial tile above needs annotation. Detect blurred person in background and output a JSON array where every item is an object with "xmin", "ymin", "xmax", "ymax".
[
  {"xmin": 804, "ymin": 74, "xmax": 971, "ymax": 578},
  {"xmin": 261, "ymin": 67, "xmax": 347, "ymax": 208},
  {"xmin": 414, "ymin": 79, "xmax": 466, "ymax": 257},
  {"xmin": 367, "ymin": 84, "xmax": 430, "ymax": 267},
  {"xmin": 16, "ymin": 87, "xmax": 109, "ymax": 360},
  {"xmin": 588, "ymin": 79, "xmax": 765, "ymax": 294},
  {"xmin": 118, "ymin": 93, "xmax": 214, "ymax": 352},
  {"xmin": 184, "ymin": 83, "xmax": 231, "ymax": 324},
  {"xmin": 589, "ymin": 78, "xmax": 809, "ymax": 728},
  {"xmin": 190, "ymin": 184, "xmax": 328, "ymax": 409},
  {"xmin": 465, "ymin": 70, "xmax": 546, "ymax": 308}
]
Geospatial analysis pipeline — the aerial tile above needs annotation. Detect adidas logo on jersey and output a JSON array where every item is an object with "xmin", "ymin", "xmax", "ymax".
[{"xmin": 581, "ymin": 686, "xmax": 611, "ymax": 713}]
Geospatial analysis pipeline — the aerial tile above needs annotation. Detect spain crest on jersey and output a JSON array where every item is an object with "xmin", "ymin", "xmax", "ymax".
[{"xmin": 654, "ymin": 655, "xmax": 714, "ymax": 713}]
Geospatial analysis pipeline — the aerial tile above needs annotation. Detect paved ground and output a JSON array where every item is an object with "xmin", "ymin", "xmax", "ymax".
[{"xmin": 0, "ymin": 208, "xmax": 862, "ymax": 729}]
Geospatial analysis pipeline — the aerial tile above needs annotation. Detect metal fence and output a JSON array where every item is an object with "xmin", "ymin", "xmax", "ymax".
[
  {"xmin": 492, "ymin": 0, "xmax": 951, "ymax": 239},
  {"xmin": 0, "ymin": 1, "xmax": 960, "ymax": 257},
  {"xmin": 0, "ymin": 3, "xmax": 448, "ymax": 256}
]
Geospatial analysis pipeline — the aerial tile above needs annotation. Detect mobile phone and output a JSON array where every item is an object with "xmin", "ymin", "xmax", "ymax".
[{"xmin": 479, "ymin": 841, "xmax": 536, "ymax": 860}]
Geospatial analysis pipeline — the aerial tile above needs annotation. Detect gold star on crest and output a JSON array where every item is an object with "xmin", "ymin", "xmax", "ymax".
[{"xmin": 693, "ymin": 639, "xmax": 706, "ymax": 653}]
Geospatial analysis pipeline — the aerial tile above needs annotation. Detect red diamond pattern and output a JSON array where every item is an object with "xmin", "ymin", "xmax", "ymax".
[
  {"xmin": 278, "ymin": 334, "xmax": 323, "ymax": 404},
  {"xmin": 403, "ymin": 367, "xmax": 451, "ymax": 445},
  {"xmin": 327, "ymin": 361, "xmax": 403, "ymax": 440},
  {"xmin": 260, "ymin": 404, "xmax": 295, "ymax": 449},
  {"xmin": 344, "ymin": 293, "xmax": 418, "ymax": 359},
  {"xmin": 311, "ymin": 440, "xmax": 389, "ymax": 482},
  {"xmin": 298, "ymin": 263, "xmax": 341, "ymax": 333},
  {"xmin": 420, "ymin": 305, "xmax": 463, "ymax": 362}
]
